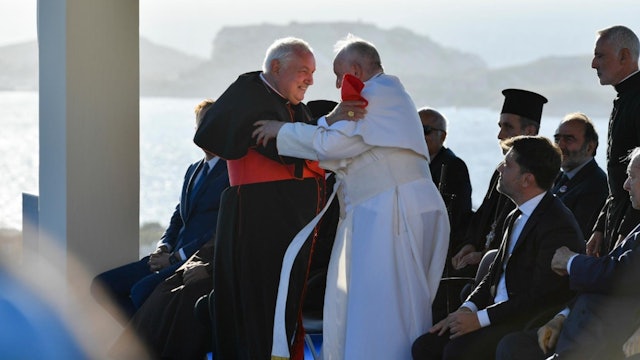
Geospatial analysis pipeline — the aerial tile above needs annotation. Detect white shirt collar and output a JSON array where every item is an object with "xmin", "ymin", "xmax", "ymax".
[
  {"xmin": 517, "ymin": 191, "xmax": 546, "ymax": 218},
  {"xmin": 204, "ymin": 156, "xmax": 220, "ymax": 172}
]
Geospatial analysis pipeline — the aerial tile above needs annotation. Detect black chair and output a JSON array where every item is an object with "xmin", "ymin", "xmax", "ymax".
[
  {"xmin": 460, "ymin": 248, "xmax": 498, "ymax": 299},
  {"xmin": 436, "ymin": 249, "xmax": 498, "ymax": 319},
  {"xmin": 194, "ymin": 291, "xmax": 215, "ymax": 356}
]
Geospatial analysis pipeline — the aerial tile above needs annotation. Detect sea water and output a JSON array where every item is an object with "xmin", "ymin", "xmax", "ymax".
[{"xmin": 0, "ymin": 91, "xmax": 608, "ymax": 233}]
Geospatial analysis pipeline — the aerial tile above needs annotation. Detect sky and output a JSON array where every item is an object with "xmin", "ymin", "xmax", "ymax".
[{"xmin": 1, "ymin": 0, "xmax": 639, "ymax": 67}]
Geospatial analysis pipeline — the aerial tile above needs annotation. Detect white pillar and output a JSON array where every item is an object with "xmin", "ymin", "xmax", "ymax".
[
  {"xmin": 36, "ymin": 1, "xmax": 146, "ymax": 355},
  {"xmin": 38, "ymin": 0, "xmax": 140, "ymax": 285}
]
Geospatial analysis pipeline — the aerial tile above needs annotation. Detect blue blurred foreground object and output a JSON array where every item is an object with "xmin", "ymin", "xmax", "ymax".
[{"xmin": 0, "ymin": 267, "xmax": 88, "ymax": 359}]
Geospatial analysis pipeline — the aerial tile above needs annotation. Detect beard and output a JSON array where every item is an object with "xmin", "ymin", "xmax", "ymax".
[{"xmin": 561, "ymin": 146, "xmax": 591, "ymax": 171}]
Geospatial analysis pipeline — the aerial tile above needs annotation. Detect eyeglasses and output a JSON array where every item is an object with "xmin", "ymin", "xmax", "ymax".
[{"xmin": 423, "ymin": 125, "xmax": 446, "ymax": 135}]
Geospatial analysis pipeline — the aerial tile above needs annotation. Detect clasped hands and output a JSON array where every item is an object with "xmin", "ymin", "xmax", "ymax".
[
  {"xmin": 252, "ymin": 100, "xmax": 366, "ymax": 147},
  {"xmin": 429, "ymin": 307, "xmax": 480, "ymax": 339},
  {"xmin": 180, "ymin": 260, "xmax": 209, "ymax": 285},
  {"xmin": 148, "ymin": 247, "xmax": 171, "ymax": 272},
  {"xmin": 451, "ymin": 244, "xmax": 482, "ymax": 270}
]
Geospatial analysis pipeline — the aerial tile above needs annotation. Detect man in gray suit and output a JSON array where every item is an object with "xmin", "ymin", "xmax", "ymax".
[{"xmin": 497, "ymin": 146, "xmax": 640, "ymax": 360}]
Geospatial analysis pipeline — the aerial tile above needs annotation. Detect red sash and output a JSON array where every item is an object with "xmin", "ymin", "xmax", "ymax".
[{"xmin": 228, "ymin": 148, "xmax": 324, "ymax": 186}]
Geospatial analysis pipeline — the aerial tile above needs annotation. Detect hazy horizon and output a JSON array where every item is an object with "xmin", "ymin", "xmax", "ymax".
[{"xmin": 2, "ymin": 0, "xmax": 639, "ymax": 67}]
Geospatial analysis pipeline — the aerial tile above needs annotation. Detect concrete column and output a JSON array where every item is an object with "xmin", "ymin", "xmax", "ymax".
[
  {"xmin": 36, "ymin": 1, "xmax": 147, "ymax": 355},
  {"xmin": 37, "ymin": 0, "xmax": 139, "ymax": 283}
]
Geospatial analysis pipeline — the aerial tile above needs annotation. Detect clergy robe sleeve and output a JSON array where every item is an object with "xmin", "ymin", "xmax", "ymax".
[{"xmin": 277, "ymin": 118, "xmax": 374, "ymax": 161}]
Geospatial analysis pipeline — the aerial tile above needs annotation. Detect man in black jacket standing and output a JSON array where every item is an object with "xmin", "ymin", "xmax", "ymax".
[{"xmin": 587, "ymin": 25, "xmax": 640, "ymax": 255}]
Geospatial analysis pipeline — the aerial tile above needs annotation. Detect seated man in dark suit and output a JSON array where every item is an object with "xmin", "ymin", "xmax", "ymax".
[
  {"xmin": 90, "ymin": 99, "xmax": 229, "ymax": 323},
  {"xmin": 552, "ymin": 112, "xmax": 608, "ymax": 238},
  {"xmin": 496, "ymin": 146, "xmax": 640, "ymax": 360},
  {"xmin": 418, "ymin": 107, "xmax": 473, "ymax": 320},
  {"xmin": 412, "ymin": 135, "xmax": 585, "ymax": 360}
]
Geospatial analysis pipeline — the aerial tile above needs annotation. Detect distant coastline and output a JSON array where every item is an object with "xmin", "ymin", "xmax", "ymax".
[{"xmin": 0, "ymin": 22, "xmax": 615, "ymax": 117}]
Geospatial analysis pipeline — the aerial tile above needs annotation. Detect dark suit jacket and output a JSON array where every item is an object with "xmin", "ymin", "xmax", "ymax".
[
  {"xmin": 462, "ymin": 169, "xmax": 515, "ymax": 254},
  {"xmin": 594, "ymin": 71, "xmax": 640, "ymax": 252},
  {"xmin": 552, "ymin": 158, "xmax": 608, "ymax": 239},
  {"xmin": 157, "ymin": 158, "xmax": 229, "ymax": 259},
  {"xmin": 429, "ymin": 146, "xmax": 473, "ymax": 252},
  {"xmin": 555, "ymin": 224, "xmax": 640, "ymax": 359},
  {"xmin": 467, "ymin": 192, "xmax": 585, "ymax": 327}
]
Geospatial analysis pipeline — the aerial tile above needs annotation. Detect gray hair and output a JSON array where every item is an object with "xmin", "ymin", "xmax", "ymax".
[
  {"xmin": 598, "ymin": 25, "xmax": 640, "ymax": 63},
  {"xmin": 418, "ymin": 107, "xmax": 448, "ymax": 132},
  {"xmin": 627, "ymin": 147, "xmax": 640, "ymax": 167},
  {"xmin": 262, "ymin": 37, "xmax": 314, "ymax": 73},
  {"xmin": 333, "ymin": 34, "xmax": 383, "ymax": 73}
]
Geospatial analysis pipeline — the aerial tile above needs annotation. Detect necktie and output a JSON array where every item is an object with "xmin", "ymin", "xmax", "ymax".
[
  {"xmin": 492, "ymin": 208, "xmax": 522, "ymax": 298},
  {"xmin": 189, "ymin": 162, "xmax": 209, "ymax": 208},
  {"xmin": 498, "ymin": 210, "xmax": 522, "ymax": 272}
]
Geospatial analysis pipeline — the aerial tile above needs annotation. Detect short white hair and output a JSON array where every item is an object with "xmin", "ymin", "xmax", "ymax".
[
  {"xmin": 627, "ymin": 147, "xmax": 640, "ymax": 168},
  {"xmin": 598, "ymin": 25, "xmax": 640, "ymax": 63},
  {"xmin": 262, "ymin": 37, "xmax": 314, "ymax": 73}
]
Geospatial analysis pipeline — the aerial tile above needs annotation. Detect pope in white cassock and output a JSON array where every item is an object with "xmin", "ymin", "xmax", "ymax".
[{"xmin": 254, "ymin": 34, "xmax": 450, "ymax": 360}]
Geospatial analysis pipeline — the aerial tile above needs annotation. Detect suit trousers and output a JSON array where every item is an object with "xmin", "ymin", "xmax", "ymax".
[
  {"xmin": 412, "ymin": 322, "xmax": 521, "ymax": 360},
  {"xmin": 91, "ymin": 256, "xmax": 181, "ymax": 321},
  {"xmin": 496, "ymin": 329, "xmax": 546, "ymax": 360}
]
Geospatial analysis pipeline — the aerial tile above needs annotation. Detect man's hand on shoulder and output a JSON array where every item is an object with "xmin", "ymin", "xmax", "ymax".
[
  {"xmin": 252, "ymin": 120, "xmax": 284, "ymax": 147},
  {"xmin": 325, "ymin": 100, "xmax": 367, "ymax": 126}
]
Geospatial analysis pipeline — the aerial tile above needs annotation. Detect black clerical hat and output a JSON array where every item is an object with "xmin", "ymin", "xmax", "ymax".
[
  {"xmin": 307, "ymin": 100, "xmax": 338, "ymax": 119},
  {"xmin": 500, "ymin": 89, "xmax": 548, "ymax": 123}
]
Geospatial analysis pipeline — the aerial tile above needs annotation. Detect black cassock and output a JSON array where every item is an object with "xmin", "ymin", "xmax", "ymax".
[{"xmin": 194, "ymin": 71, "xmax": 326, "ymax": 360}]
